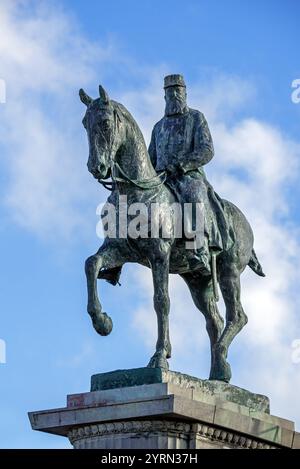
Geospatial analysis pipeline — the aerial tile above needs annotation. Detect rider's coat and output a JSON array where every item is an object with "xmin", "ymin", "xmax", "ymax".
[{"xmin": 149, "ymin": 107, "xmax": 233, "ymax": 251}]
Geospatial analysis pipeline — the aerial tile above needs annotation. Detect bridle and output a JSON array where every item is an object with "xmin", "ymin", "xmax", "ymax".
[{"xmin": 96, "ymin": 109, "xmax": 166, "ymax": 191}]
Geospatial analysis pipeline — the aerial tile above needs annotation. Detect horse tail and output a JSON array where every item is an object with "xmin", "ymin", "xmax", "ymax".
[{"xmin": 248, "ymin": 249, "xmax": 265, "ymax": 277}]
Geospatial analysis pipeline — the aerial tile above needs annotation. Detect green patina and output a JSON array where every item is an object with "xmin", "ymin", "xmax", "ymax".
[{"xmin": 91, "ymin": 367, "xmax": 270, "ymax": 413}]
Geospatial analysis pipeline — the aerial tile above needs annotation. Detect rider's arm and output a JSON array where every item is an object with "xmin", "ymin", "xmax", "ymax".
[{"xmin": 179, "ymin": 112, "xmax": 214, "ymax": 173}]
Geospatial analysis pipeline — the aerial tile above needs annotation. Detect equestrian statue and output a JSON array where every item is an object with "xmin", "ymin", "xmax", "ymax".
[{"xmin": 79, "ymin": 74, "xmax": 265, "ymax": 383}]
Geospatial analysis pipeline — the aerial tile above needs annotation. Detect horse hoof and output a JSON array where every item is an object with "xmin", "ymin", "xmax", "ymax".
[
  {"xmin": 92, "ymin": 312, "xmax": 113, "ymax": 336},
  {"xmin": 147, "ymin": 353, "xmax": 169, "ymax": 370},
  {"xmin": 209, "ymin": 361, "xmax": 232, "ymax": 382}
]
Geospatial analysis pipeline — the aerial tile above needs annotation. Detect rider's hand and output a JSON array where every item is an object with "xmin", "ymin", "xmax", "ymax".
[
  {"xmin": 166, "ymin": 163, "xmax": 176, "ymax": 175},
  {"xmin": 176, "ymin": 161, "xmax": 185, "ymax": 175}
]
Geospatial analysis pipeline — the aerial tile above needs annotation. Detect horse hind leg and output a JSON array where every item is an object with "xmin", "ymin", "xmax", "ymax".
[
  {"xmin": 210, "ymin": 266, "xmax": 248, "ymax": 382},
  {"xmin": 181, "ymin": 273, "xmax": 224, "ymax": 378}
]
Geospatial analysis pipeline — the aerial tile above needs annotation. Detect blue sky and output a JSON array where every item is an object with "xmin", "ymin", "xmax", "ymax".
[{"xmin": 0, "ymin": 0, "xmax": 300, "ymax": 448}]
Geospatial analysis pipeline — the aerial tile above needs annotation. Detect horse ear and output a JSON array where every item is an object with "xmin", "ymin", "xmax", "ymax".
[
  {"xmin": 99, "ymin": 85, "xmax": 110, "ymax": 104},
  {"xmin": 79, "ymin": 88, "xmax": 93, "ymax": 106}
]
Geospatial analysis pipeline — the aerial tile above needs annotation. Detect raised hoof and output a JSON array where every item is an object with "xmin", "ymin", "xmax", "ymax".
[
  {"xmin": 147, "ymin": 352, "xmax": 169, "ymax": 370},
  {"xmin": 90, "ymin": 311, "xmax": 113, "ymax": 336}
]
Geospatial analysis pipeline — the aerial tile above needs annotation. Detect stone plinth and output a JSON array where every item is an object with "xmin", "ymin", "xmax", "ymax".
[{"xmin": 28, "ymin": 368, "xmax": 300, "ymax": 449}]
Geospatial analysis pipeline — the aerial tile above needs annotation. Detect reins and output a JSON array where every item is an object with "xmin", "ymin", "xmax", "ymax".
[{"xmin": 97, "ymin": 109, "xmax": 167, "ymax": 191}]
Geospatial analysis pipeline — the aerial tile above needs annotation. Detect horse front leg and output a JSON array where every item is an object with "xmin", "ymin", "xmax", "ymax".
[
  {"xmin": 85, "ymin": 242, "xmax": 124, "ymax": 336},
  {"xmin": 147, "ymin": 244, "xmax": 171, "ymax": 370}
]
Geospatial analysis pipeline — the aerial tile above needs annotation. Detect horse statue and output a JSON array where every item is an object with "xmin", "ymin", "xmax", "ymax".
[{"xmin": 79, "ymin": 85, "xmax": 265, "ymax": 382}]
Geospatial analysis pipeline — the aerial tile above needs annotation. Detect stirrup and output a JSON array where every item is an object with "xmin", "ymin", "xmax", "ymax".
[{"xmin": 187, "ymin": 251, "xmax": 211, "ymax": 275}]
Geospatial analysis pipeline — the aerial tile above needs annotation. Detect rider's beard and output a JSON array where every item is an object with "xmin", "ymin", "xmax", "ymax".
[{"xmin": 165, "ymin": 97, "xmax": 187, "ymax": 116}]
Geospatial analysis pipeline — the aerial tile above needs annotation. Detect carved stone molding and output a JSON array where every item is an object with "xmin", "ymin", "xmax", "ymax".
[
  {"xmin": 68, "ymin": 420, "xmax": 190, "ymax": 444},
  {"xmin": 68, "ymin": 419, "xmax": 278, "ymax": 449},
  {"xmin": 194, "ymin": 423, "xmax": 278, "ymax": 449}
]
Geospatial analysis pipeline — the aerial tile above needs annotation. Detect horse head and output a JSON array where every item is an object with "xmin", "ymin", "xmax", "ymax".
[{"xmin": 79, "ymin": 85, "xmax": 123, "ymax": 181}]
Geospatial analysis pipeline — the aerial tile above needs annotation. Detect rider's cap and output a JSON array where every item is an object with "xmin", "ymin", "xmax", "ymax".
[{"xmin": 164, "ymin": 74, "xmax": 186, "ymax": 89}]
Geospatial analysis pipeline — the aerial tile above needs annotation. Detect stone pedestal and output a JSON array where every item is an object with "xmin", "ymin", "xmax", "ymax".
[{"xmin": 28, "ymin": 368, "xmax": 300, "ymax": 449}]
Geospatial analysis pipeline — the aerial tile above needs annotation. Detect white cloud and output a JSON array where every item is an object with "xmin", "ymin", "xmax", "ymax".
[
  {"xmin": 0, "ymin": 0, "xmax": 110, "ymax": 92},
  {"xmin": 0, "ymin": 0, "xmax": 112, "ymax": 238}
]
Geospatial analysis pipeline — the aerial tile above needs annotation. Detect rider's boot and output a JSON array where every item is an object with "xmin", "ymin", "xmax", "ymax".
[{"xmin": 186, "ymin": 242, "xmax": 211, "ymax": 276}]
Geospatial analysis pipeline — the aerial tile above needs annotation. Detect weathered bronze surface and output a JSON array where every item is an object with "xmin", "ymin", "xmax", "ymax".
[{"xmin": 79, "ymin": 76, "xmax": 265, "ymax": 382}]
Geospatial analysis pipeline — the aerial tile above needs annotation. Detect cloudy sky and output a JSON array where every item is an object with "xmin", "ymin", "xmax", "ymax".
[{"xmin": 0, "ymin": 0, "xmax": 300, "ymax": 448}]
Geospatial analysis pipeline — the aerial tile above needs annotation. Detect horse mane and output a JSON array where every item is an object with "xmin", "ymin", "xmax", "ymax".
[{"xmin": 111, "ymin": 100, "xmax": 148, "ymax": 148}]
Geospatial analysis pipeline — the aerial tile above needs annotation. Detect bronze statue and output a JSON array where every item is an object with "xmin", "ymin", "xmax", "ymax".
[
  {"xmin": 149, "ymin": 74, "xmax": 233, "ymax": 276},
  {"xmin": 79, "ymin": 75, "xmax": 265, "ymax": 382}
]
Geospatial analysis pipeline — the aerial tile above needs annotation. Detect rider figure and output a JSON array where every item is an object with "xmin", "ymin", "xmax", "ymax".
[{"xmin": 148, "ymin": 74, "xmax": 233, "ymax": 275}]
